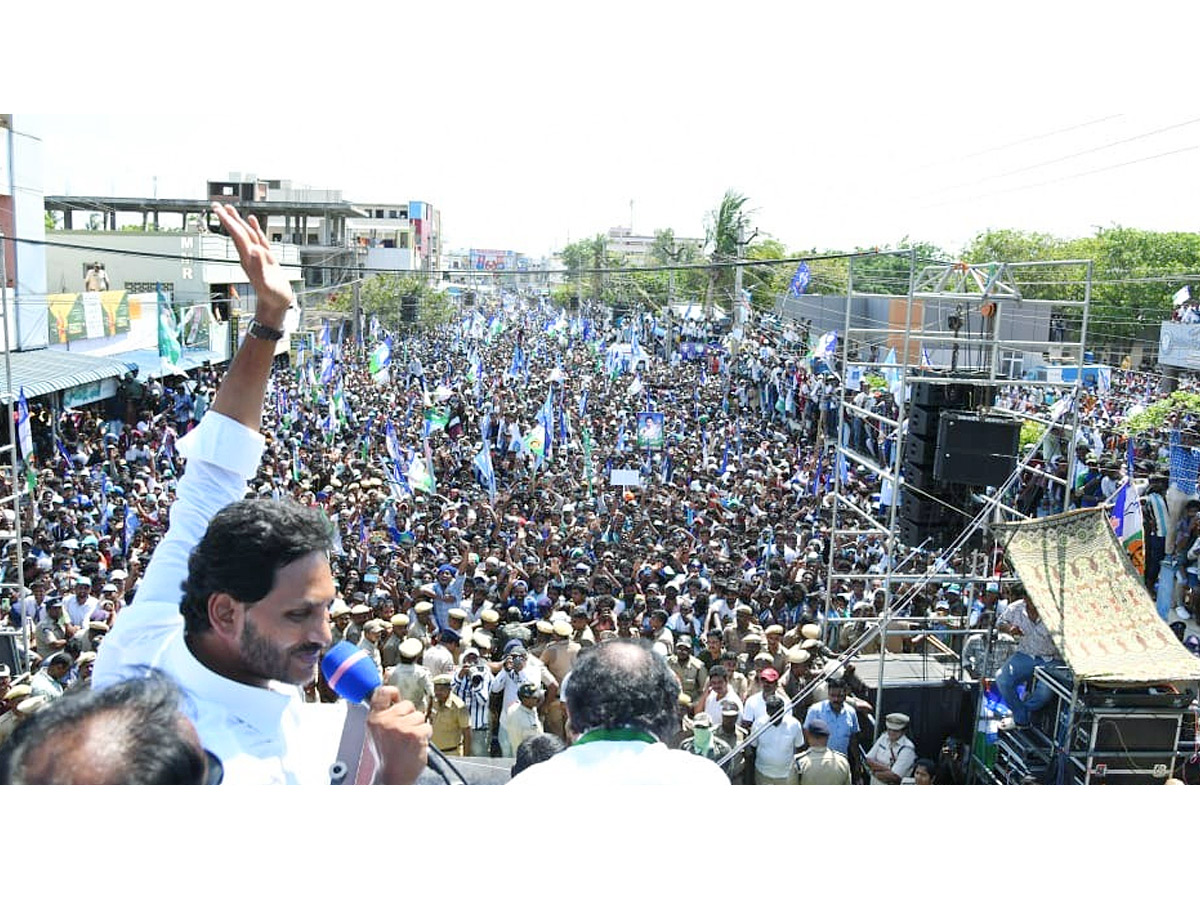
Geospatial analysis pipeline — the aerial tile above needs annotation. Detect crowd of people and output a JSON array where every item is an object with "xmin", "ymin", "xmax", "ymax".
[{"xmin": 3, "ymin": 206, "xmax": 1199, "ymax": 783}]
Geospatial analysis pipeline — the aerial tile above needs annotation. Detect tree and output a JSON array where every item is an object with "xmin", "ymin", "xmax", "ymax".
[
  {"xmin": 703, "ymin": 189, "xmax": 750, "ymax": 316},
  {"xmin": 848, "ymin": 239, "xmax": 949, "ymax": 295},
  {"xmin": 332, "ymin": 272, "xmax": 452, "ymax": 333},
  {"xmin": 44, "ymin": 210, "xmax": 58, "ymax": 231}
]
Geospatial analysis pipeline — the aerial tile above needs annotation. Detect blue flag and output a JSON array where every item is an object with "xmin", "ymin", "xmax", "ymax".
[{"xmin": 787, "ymin": 261, "xmax": 811, "ymax": 297}]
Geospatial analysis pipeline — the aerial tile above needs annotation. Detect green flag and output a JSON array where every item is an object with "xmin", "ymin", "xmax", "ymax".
[
  {"xmin": 425, "ymin": 407, "xmax": 449, "ymax": 432},
  {"xmin": 157, "ymin": 284, "xmax": 185, "ymax": 375}
]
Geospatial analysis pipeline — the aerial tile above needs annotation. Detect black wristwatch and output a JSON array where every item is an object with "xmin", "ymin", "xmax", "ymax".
[{"xmin": 246, "ymin": 319, "xmax": 284, "ymax": 341}]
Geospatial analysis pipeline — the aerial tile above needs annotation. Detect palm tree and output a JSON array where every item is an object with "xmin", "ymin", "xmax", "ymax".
[{"xmin": 704, "ymin": 189, "xmax": 749, "ymax": 318}]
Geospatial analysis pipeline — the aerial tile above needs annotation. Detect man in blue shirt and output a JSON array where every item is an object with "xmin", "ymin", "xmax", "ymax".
[{"xmin": 803, "ymin": 678, "xmax": 861, "ymax": 767}]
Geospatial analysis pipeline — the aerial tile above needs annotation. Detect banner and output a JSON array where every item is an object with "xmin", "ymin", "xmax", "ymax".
[
  {"xmin": 47, "ymin": 291, "xmax": 131, "ymax": 344},
  {"xmin": 636, "ymin": 412, "xmax": 664, "ymax": 448}
]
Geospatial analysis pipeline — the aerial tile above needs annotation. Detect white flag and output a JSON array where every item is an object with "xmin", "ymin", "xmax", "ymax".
[{"xmin": 1173, "ymin": 285, "xmax": 1191, "ymax": 307}]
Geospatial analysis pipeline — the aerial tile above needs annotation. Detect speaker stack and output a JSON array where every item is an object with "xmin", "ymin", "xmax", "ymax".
[{"xmin": 899, "ymin": 376, "xmax": 1009, "ymax": 549}]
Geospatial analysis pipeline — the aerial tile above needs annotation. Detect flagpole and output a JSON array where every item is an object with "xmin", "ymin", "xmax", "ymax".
[{"xmin": 0, "ymin": 228, "xmax": 29, "ymax": 667}]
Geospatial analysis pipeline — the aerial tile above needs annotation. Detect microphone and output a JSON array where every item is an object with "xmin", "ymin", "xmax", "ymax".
[
  {"xmin": 320, "ymin": 640, "xmax": 381, "ymax": 704},
  {"xmin": 319, "ymin": 641, "xmax": 462, "ymax": 785}
]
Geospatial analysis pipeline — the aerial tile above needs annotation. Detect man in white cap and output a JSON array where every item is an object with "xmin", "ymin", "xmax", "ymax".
[
  {"xmin": 864, "ymin": 712, "xmax": 917, "ymax": 784},
  {"xmin": 387, "ymin": 637, "xmax": 434, "ymax": 716}
]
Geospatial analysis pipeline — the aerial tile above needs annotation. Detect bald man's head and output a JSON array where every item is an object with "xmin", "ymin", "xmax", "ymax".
[{"xmin": 0, "ymin": 674, "xmax": 211, "ymax": 785}]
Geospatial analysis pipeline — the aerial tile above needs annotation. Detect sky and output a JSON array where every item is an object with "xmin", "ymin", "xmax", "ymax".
[{"xmin": 12, "ymin": 2, "xmax": 1200, "ymax": 263}]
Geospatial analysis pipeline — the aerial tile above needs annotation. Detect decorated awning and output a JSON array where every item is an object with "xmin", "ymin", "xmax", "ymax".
[{"xmin": 995, "ymin": 508, "xmax": 1200, "ymax": 685}]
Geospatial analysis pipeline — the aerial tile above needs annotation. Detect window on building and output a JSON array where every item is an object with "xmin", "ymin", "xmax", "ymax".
[
  {"xmin": 271, "ymin": 234, "xmax": 283, "ymax": 242},
  {"xmin": 399, "ymin": 233, "xmax": 409, "ymax": 249},
  {"xmin": 1000, "ymin": 350, "xmax": 1024, "ymax": 379},
  {"xmin": 389, "ymin": 210, "xmax": 399, "ymax": 218}
]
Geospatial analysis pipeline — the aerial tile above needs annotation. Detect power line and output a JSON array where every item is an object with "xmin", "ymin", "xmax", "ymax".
[{"xmin": 917, "ymin": 115, "xmax": 1200, "ymax": 198}]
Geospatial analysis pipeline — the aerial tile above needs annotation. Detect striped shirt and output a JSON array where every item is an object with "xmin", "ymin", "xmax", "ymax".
[{"xmin": 452, "ymin": 669, "xmax": 493, "ymax": 730}]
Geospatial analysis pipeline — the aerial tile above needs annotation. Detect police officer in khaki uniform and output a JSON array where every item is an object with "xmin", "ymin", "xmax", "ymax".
[
  {"xmin": 429, "ymin": 673, "xmax": 471, "ymax": 756},
  {"xmin": 380, "ymin": 614, "xmax": 409, "ymax": 671},
  {"xmin": 385, "ymin": 637, "xmax": 434, "ymax": 715},
  {"xmin": 667, "ymin": 635, "xmax": 707, "ymax": 701},
  {"xmin": 794, "ymin": 716, "xmax": 851, "ymax": 785}
]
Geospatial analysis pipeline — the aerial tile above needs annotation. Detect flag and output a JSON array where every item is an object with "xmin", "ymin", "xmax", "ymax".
[
  {"xmin": 1096, "ymin": 366, "xmax": 1111, "ymax": 395},
  {"xmin": 582, "ymin": 427, "xmax": 595, "ymax": 497},
  {"xmin": 1048, "ymin": 394, "xmax": 1074, "ymax": 422},
  {"xmin": 56, "ymin": 438, "xmax": 75, "ymax": 471},
  {"xmin": 330, "ymin": 512, "xmax": 345, "ymax": 556},
  {"xmin": 812, "ymin": 447, "xmax": 824, "ymax": 496},
  {"xmin": 627, "ymin": 375, "xmax": 643, "ymax": 398},
  {"xmin": 407, "ymin": 452, "xmax": 435, "ymax": 493},
  {"xmin": 319, "ymin": 320, "xmax": 331, "ymax": 347},
  {"xmin": 787, "ymin": 262, "xmax": 811, "ymax": 298},
  {"xmin": 526, "ymin": 423, "xmax": 547, "ymax": 458},
  {"xmin": 920, "ymin": 346, "xmax": 933, "ymax": 368},
  {"xmin": 368, "ymin": 338, "xmax": 392, "ymax": 382},
  {"xmin": 425, "ymin": 407, "xmax": 450, "ymax": 433},
  {"xmin": 1173, "ymin": 285, "xmax": 1191, "ymax": 307},
  {"xmin": 1111, "ymin": 440, "xmax": 1145, "ymax": 575},
  {"xmin": 720, "ymin": 439, "xmax": 729, "ymax": 475},
  {"xmin": 320, "ymin": 348, "xmax": 336, "ymax": 385},
  {"xmin": 473, "ymin": 443, "xmax": 497, "ymax": 503},
  {"xmin": 124, "ymin": 510, "xmax": 140, "ymax": 556},
  {"xmin": 16, "ymin": 388, "xmax": 33, "ymax": 463},
  {"xmin": 579, "ymin": 389, "xmax": 588, "ymax": 418},
  {"xmin": 883, "ymin": 347, "xmax": 903, "ymax": 401},
  {"xmin": 157, "ymin": 284, "xmax": 185, "ymax": 376},
  {"xmin": 812, "ymin": 330, "xmax": 838, "ymax": 359},
  {"xmin": 99, "ymin": 471, "xmax": 109, "ymax": 532},
  {"xmin": 1170, "ymin": 430, "xmax": 1200, "ymax": 497}
]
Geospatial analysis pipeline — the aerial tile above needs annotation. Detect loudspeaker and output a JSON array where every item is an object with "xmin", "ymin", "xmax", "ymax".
[
  {"xmin": 934, "ymin": 414, "xmax": 1021, "ymax": 487},
  {"xmin": 905, "ymin": 433, "xmax": 938, "ymax": 467},
  {"xmin": 909, "ymin": 405, "xmax": 942, "ymax": 439},
  {"xmin": 900, "ymin": 487, "xmax": 951, "ymax": 523},
  {"xmin": 903, "ymin": 461, "xmax": 936, "ymax": 490},
  {"xmin": 910, "ymin": 378, "xmax": 995, "ymax": 409}
]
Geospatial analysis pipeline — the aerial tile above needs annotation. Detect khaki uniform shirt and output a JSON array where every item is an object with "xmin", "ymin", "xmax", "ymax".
[
  {"xmin": 667, "ymin": 654, "xmax": 707, "ymax": 700},
  {"xmin": 795, "ymin": 746, "xmax": 852, "ymax": 785},
  {"xmin": 429, "ymin": 693, "xmax": 470, "ymax": 753},
  {"xmin": 386, "ymin": 662, "xmax": 434, "ymax": 714}
]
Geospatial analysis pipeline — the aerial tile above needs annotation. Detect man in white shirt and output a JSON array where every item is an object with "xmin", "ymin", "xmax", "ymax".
[
  {"xmin": 94, "ymin": 202, "xmax": 429, "ymax": 785},
  {"xmin": 64, "ymin": 577, "xmax": 99, "ymax": 633},
  {"xmin": 748, "ymin": 695, "xmax": 805, "ymax": 785},
  {"xmin": 509, "ymin": 639, "xmax": 729, "ymax": 786}
]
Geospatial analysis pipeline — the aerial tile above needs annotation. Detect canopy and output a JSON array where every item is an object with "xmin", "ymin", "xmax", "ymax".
[{"xmin": 995, "ymin": 508, "xmax": 1200, "ymax": 685}]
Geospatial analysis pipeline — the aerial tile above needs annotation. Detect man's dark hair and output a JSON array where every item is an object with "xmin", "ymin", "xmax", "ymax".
[
  {"xmin": 826, "ymin": 677, "xmax": 846, "ymax": 691},
  {"xmin": 565, "ymin": 639, "xmax": 682, "ymax": 744},
  {"xmin": 708, "ymin": 664, "xmax": 728, "ymax": 680},
  {"xmin": 511, "ymin": 733, "xmax": 565, "ymax": 777},
  {"xmin": 0, "ymin": 672, "xmax": 208, "ymax": 785},
  {"xmin": 180, "ymin": 499, "xmax": 333, "ymax": 634}
]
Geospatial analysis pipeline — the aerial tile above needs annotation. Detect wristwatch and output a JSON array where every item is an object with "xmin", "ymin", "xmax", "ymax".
[{"xmin": 246, "ymin": 319, "xmax": 284, "ymax": 341}]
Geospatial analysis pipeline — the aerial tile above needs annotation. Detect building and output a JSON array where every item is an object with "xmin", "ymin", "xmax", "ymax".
[
  {"xmin": 1, "ymin": 114, "xmax": 48, "ymax": 351},
  {"xmin": 604, "ymin": 226, "xmax": 703, "ymax": 267},
  {"xmin": 343, "ymin": 200, "xmax": 442, "ymax": 280}
]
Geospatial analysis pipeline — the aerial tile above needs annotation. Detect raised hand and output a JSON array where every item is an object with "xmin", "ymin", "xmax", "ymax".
[{"xmin": 210, "ymin": 202, "xmax": 294, "ymax": 329}]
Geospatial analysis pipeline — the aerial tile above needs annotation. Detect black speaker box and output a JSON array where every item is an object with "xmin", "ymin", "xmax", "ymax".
[
  {"xmin": 909, "ymin": 405, "xmax": 942, "ymax": 438},
  {"xmin": 933, "ymin": 414, "xmax": 1021, "ymax": 487},
  {"xmin": 905, "ymin": 433, "xmax": 938, "ymax": 467}
]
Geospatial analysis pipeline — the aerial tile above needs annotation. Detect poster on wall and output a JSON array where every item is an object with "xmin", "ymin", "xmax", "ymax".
[
  {"xmin": 47, "ymin": 293, "xmax": 87, "ymax": 344},
  {"xmin": 81, "ymin": 292, "xmax": 105, "ymax": 339},
  {"xmin": 102, "ymin": 291, "xmax": 131, "ymax": 335},
  {"xmin": 47, "ymin": 291, "xmax": 132, "ymax": 344},
  {"xmin": 181, "ymin": 304, "xmax": 211, "ymax": 348}
]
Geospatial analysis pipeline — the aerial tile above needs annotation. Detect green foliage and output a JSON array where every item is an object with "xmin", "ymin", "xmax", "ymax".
[
  {"xmin": 1121, "ymin": 391, "xmax": 1200, "ymax": 435},
  {"xmin": 355, "ymin": 273, "xmax": 451, "ymax": 332},
  {"xmin": 1020, "ymin": 419, "xmax": 1047, "ymax": 449},
  {"xmin": 862, "ymin": 374, "xmax": 887, "ymax": 390},
  {"xmin": 961, "ymin": 226, "xmax": 1200, "ymax": 345},
  {"xmin": 847, "ymin": 240, "xmax": 949, "ymax": 295},
  {"xmin": 704, "ymin": 189, "xmax": 750, "ymax": 311},
  {"xmin": 44, "ymin": 210, "xmax": 57, "ymax": 231}
]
